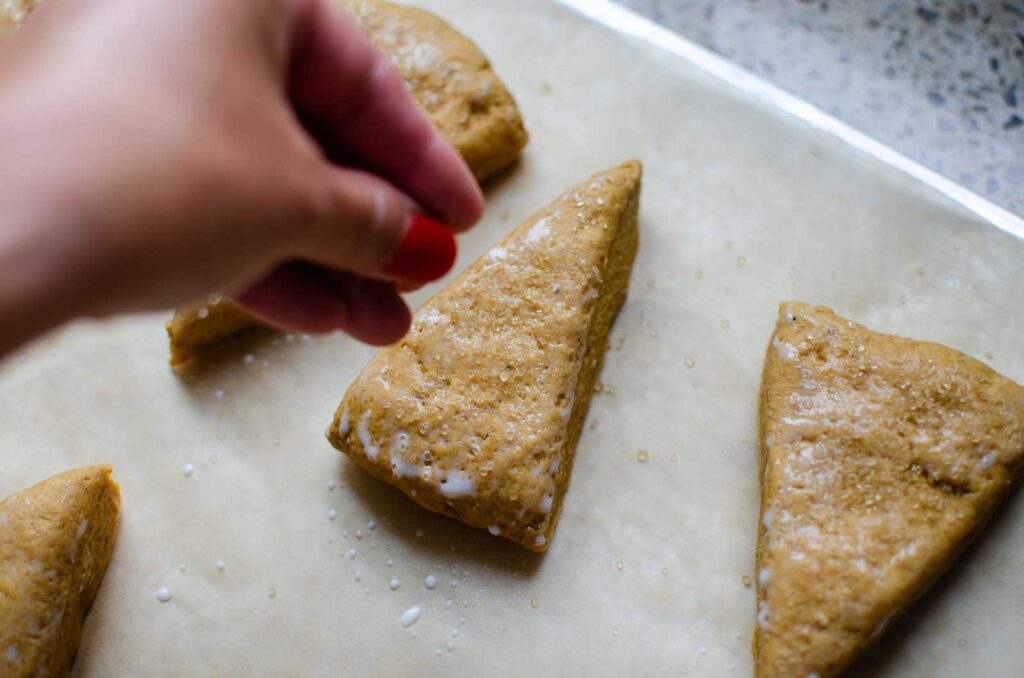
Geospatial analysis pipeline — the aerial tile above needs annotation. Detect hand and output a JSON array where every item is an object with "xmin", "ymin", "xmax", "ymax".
[{"xmin": 0, "ymin": 0, "xmax": 484, "ymax": 358}]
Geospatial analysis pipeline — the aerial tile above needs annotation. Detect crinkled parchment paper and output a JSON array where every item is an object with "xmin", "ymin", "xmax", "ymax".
[{"xmin": 1, "ymin": 0, "xmax": 1022, "ymax": 675}]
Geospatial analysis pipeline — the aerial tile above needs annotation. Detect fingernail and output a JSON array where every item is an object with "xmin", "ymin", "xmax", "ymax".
[{"xmin": 383, "ymin": 214, "xmax": 457, "ymax": 282}]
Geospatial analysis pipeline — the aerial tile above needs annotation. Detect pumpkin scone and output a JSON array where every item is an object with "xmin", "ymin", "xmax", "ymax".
[
  {"xmin": 755, "ymin": 302, "xmax": 1024, "ymax": 678},
  {"xmin": 328, "ymin": 161, "xmax": 642, "ymax": 551},
  {"xmin": 165, "ymin": 296, "xmax": 268, "ymax": 368},
  {"xmin": 0, "ymin": 465, "xmax": 121, "ymax": 678},
  {"xmin": 165, "ymin": 0, "xmax": 528, "ymax": 366},
  {"xmin": 338, "ymin": 0, "xmax": 529, "ymax": 183}
]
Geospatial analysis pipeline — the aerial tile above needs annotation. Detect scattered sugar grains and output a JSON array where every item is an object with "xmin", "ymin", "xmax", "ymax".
[
  {"xmin": 267, "ymin": 587, "xmax": 277, "ymax": 599},
  {"xmin": 530, "ymin": 598, "xmax": 540, "ymax": 609},
  {"xmin": 216, "ymin": 560, "xmax": 226, "ymax": 572},
  {"xmin": 400, "ymin": 605, "xmax": 422, "ymax": 629},
  {"xmin": 742, "ymin": 575, "xmax": 752, "ymax": 588},
  {"xmin": 327, "ymin": 479, "xmax": 336, "ymax": 491},
  {"xmin": 389, "ymin": 579, "xmax": 401, "ymax": 591},
  {"xmin": 684, "ymin": 356, "xmax": 695, "ymax": 368},
  {"xmin": 155, "ymin": 587, "xmax": 171, "ymax": 603},
  {"xmin": 183, "ymin": 463, "xmax": 195, "ymax": 478},
  {"xmin": 636, "ymin": 450, "xmax": 649, "ymax": 463},
  {"xmin": 616, "ymin": 560, "xmax": 624, "ymax": 571},
  {"xmin": 178, "ymin": 564, "xmax": 187, "ymax": 573},
  {"xmin": 328, "ymin": 509, "xmax": 337, "ymax": 521},
  {"xmin": 425, "ymin": 575, "xmax": 438, "ymax": 590}
]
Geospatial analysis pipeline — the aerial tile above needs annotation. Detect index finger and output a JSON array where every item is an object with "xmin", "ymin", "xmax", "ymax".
[{"xmin": 287, "ymin": 0, "xmax": 484, "ymax": 231}]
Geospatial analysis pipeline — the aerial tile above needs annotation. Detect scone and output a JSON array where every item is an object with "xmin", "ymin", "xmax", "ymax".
[
  {"xmin": 755, "ymin": 302, "xmax": 1024, "ymax": 677},
  {"xmin": 327, "ymin": 162, "xmax": 642, "ymax": 551},
  {"xmin": 0, "ymin": 466, "xmax": 121, "ymax": 678},
  {"xmin": 166, "ymin": 296, "xmax": 267, "ymax": 368},
  {"xmin": 166, "ymin": 0, "xmax": 529, "ymax": 366},
  {"xmin": 338, "ymin": 0, "xmax": 528, "ymax": 183}
]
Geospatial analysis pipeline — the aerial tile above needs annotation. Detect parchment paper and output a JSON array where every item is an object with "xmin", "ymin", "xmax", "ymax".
[{"xmin": 1, "ymin": 1, "xmax": 1022, "ymax": 675}]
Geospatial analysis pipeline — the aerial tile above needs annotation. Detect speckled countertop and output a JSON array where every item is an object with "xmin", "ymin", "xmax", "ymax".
[{"xmin": 614, "ymin": 0, "xmax": 1024, "ymax": 217}]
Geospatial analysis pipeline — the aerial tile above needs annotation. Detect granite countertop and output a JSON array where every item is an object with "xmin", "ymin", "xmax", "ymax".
[{"xmin": 615, "ymin": 0, "xmax": 1024, "ymax": 217}]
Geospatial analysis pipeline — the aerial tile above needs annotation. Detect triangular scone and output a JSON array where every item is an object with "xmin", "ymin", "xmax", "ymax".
[
  {"xmin": 755, "ymin": 302, "xmax": 1024, "ymax": 677},
  {"xmin": 338, "ymin": 0, "xmax": 528, "ymax": 183},
  {"xmin": 165, "ymin": 0, "xmax": 529, "ymax": 366},
  {"xmin": 0, "ymin": 466, "xmax": 121, "ymax": 677},
  {"xmin": 328, "ymin": 162, "xmax": 642, "ymax": 551},
  {"xmin": 166, "ymin": 296, "xmax": 266, "ymax": 367}
]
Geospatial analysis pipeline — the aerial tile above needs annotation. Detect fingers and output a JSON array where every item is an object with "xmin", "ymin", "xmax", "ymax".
[
  {"xmin": 298, "ymin": 165, "xmax": 457, "ymax": 283},
  {"xmin": 234, "ymin": 262, "xmax": 411, "ymax": 345},
  {"xmin": 287, "ymin": 0, "xmax": 484, "ymax": 232}
]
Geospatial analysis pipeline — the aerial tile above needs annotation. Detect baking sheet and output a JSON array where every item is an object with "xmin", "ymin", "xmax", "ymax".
[{"xmin": 2, "ymin": 0, "xmax": 1023, "ymax": 675}]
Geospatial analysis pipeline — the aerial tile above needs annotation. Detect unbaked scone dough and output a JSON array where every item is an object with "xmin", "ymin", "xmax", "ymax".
[
  {"xmin": 0, "ymin": 466, "xmax": 121, "ymax": 678},
  {"xmin": 338, "ymin": 0, "xmax": 529, "ymax": 182},
  {"xmin": 755, "ymin": 302, "xmax": 1024, "ymax": 677},
  {"xmin": 165, "ymin": 296, "xmax": 266, "ymax": 368},
  {"xmin": 327, "ymin": 161, "xmax": 641, "ymax": 551},
  {"xmin": 165, "ymin": 0, "xmax": 529, "ymax": 366}
]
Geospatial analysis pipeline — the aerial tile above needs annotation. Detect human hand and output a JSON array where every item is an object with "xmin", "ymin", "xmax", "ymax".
[{"xmin": 0, "ymin": 0, "xmax": 484, "ymax": 358}]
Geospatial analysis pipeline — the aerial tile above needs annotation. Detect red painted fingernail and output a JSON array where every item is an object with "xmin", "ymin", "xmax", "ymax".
[{"xmin": 383, "ymin": 214, "xmax": 457, "ymax": 282}]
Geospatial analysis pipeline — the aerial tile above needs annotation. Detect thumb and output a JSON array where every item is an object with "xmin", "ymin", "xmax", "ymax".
[
  {"xmin": 235, "ymin": 264, "xmax": 412, "ymax": 346},
  {"xmin": 301, "ymin": 165, "xmax": 457, "ymax": 284},
  {"xmin": 232, "ymin": 163, "xmax": 457, "ymax": 344}
]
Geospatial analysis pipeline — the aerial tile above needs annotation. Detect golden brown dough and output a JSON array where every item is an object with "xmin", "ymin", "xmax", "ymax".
[
  {"xmin": 327, "ymin": 162, "xmax": 641, "ymax": 551},
  {"xmin": 338, "ymin": 0, "xmax": 528, "ymax": 182},
  {"xmin": 165, "ymin": 0, "xmax": 528, "ymax": 366},
  {"xmin": 755, "ymin": 302, "xmax": 1024, "ymax": 677},
  {"xmin": 166, "ymin": 296, "xmax": 263, "ymax": 367},
  {"xmin": 0, "ymin": 465, "xmax": 121, "ymax": 678}
]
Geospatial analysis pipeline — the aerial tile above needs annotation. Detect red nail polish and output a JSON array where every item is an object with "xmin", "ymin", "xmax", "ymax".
[{"xmin": 383, "ymin": 214, "xmax": 457, "ymax": 282}]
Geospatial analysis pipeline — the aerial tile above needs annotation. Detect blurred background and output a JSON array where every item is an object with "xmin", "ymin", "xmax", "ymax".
[{"xmin": 617, "ymin": 0, "xmax": 1024, "ymax": 216}]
